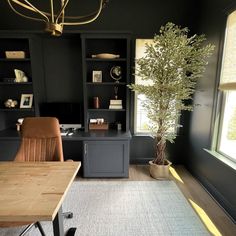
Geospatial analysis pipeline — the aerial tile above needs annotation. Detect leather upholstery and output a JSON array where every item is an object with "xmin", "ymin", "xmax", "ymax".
[{"xmin": 15, "ymin": 117, "xmax": 64, "ymax": 162}]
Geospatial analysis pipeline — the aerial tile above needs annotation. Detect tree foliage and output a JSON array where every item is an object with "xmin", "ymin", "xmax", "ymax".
[
  {"xmin": 227, "ymin": 107, "xmax": 236, "ymax": 140},
  {"xmin": 128, "ymin": 22, "xmax": 214, "ymax": 164}
]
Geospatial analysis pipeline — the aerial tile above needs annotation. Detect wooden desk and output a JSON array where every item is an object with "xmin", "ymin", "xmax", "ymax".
[{"xmin": 0, "ymin": 161, "xmax": 81, "ymax": 236}]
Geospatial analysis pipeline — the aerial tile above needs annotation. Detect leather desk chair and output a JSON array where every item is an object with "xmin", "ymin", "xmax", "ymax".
[{"xmin": 0, "ymin": 117, "xmax": 73, "ymax": 236}]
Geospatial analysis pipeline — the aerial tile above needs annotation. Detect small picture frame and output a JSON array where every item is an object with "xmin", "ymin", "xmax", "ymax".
[
  {"xmin": 92, "ymin": 70, "xmax": 102, "ymax": 83},
  {"xmin": 20, "ymin": 94, "xmax": 33, "ymax": 108}
]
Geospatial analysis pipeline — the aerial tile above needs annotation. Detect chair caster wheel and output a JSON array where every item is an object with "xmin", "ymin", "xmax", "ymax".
[
  {"xmin": 66, "ymin": 227, "xmax": 76, "ymax": 236},
  {"xmin": 67, "ymin": 212, "xmax": 73, "ymax": 219}
]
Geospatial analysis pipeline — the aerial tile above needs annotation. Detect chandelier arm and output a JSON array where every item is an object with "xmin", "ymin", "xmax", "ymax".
[
  {"xmin": 50, "ymin": 0, "xmax": 55, "ymax": 23},
  {"xmin": 61, "ymin": 0, "xmax": 104, "ymax": 26},
  {"xmin": 10, "ymin": 0, "xmax": 38, "ymax": 13},
  {"xmin": 56, "ymin": 0, "xmax": 70, "ymax": 23},
  {"xmin": 61, "ymin": 11, "xmax": 101, "ymax": 20},
  {"xmin": 7, "ymin": 0, "xmax": 47, "ymax": 22},
  {"xmin": 22, "ymin": 0, "xmax": 49, "ymax": 21},
  {"xmin": 10, "ymin": 0, "xmax": 55, "ymax": 17}
]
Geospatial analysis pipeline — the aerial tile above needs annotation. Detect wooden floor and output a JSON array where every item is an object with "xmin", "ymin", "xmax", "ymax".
[{"xmin": 80, "ymin": 165, "xmax": 236, "ymax": 236}]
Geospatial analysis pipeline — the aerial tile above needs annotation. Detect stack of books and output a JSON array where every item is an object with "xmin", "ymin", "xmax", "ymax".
[{"xmin": 109, "ymin": 99, "xmax": 123, "ymax": 109}]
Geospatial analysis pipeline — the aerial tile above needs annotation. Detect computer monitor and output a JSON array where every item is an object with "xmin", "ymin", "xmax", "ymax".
[{"xmin": 40, "ymin": 102, "xmax": 82, "ymax": 127}]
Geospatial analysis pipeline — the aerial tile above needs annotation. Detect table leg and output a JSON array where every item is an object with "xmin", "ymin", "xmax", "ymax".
[
  {"xmin": 53, "ymin": 206, "xmax": 77, "ymax": 236},
  {"xmin": 53, "ymin": 206, "xmax": 64, "ymax": 236}
]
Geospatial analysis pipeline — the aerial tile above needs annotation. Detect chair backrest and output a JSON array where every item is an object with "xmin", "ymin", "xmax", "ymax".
[{"xmin": 14, "ymin": 117, "xmax": 64, "ymax": 162}]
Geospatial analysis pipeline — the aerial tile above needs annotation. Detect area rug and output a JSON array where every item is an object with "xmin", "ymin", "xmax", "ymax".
[{"xmin": 0, "ymin": 181, "xmax": 209, "ymax": 236}]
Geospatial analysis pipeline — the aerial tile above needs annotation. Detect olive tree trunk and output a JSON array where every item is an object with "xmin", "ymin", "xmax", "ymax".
[{"xmin": 153, "ymin": 136, "xmax": 166, "ymax": 165}]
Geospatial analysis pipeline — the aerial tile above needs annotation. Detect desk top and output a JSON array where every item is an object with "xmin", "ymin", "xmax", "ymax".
[
  {"xmin": 0, "ymin": 161, "xmax": 81, "ymax": 222},
  {"xmin": 0, "ymin": 128, "xmax": 132, "ymax": 141}
]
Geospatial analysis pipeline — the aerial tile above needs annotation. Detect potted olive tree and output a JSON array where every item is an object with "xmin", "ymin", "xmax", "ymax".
[{"xmin": 128, "ymin": 22, "xmax": 214, "ymax": 179}]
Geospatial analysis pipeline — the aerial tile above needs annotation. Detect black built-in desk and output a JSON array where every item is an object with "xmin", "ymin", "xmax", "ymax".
[{"xmin": 0, "ymin": 128, "xmax": 131, "ymax": 178}]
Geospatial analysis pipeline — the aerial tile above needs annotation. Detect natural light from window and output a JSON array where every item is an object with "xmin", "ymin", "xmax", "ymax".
[
  {"xmin": 218, "ymin": 91, "xmax": 236, "ymax": 161},
  {"xmin": 217, "ymin": 10, "xmax": 236, "ymax": 163},
  {"xmin": 134, "ymin": 39, "xmax": 154, "ymax": 133},
  {"xmin": 134, "ymin": 39, "xmax": 177, "ymax": 134}
]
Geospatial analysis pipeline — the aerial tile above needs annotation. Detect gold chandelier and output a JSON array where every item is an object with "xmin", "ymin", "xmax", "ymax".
[{"xmin": 7, "ymin": 0, "xmax": 108, "ymax": 36}]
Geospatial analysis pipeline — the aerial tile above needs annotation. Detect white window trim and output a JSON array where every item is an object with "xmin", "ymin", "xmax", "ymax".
[{"xmin": 212, "ymin": 10, "xmax": 236, "ymax": 164}]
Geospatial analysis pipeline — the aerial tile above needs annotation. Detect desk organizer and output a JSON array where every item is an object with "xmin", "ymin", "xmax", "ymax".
[{"xmin": 89, "ymin": 123, "xmax": 109, "ymax": 130}]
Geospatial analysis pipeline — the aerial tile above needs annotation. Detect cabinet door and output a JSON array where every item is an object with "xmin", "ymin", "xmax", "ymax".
[{"xmin": 83, "ymin": 140, "xmax": 129, "ymax": 177}]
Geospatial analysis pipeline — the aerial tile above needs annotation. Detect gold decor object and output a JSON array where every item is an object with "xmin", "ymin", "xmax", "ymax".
[
  {"xmin": 110, "ymin": 66, "xmax": 122, "ymax": 83},
  {"xmin": 5, "ymin": 51, "xmax": 25, "ymax": 59},
  {"xmin": 91, "ymin": 53, "xmax": 120, "ymax": 59},
  {"xmin": 4, "ymin": 99, "xmax": 18, "ymax": 108},
  {"xmin": 7, "ymin": 0, "xmax": 108, "ymax": 36}
]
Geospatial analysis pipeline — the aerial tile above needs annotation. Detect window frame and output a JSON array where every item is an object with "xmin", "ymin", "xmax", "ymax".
[
  {"xmin": 216, "ymin": 91, "xmax": 236, "ymax": 163},
  {"xmin": 213, "ymin": 9, "xmax": 236, "ymax": 164},
  {"xmin": 133, "ymin": 39, "xmax": 178, "ymax": 135},
  {"xmin": 133, "ymin": 39, "xmax": 153, "ymax": 135}
]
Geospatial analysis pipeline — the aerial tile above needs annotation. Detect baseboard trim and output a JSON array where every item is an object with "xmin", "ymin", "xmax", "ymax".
[
  {"xmin": 188, "ymin": 167, "xmax": 236, "ymax": 223},
  {"xmin": 130, "ymin": 157, "xmax": 152, "ymax": 164}
]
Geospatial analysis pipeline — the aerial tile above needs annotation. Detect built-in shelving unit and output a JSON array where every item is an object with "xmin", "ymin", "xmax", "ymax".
[
  {"xmin": 81, "ymin": 33, "xmax": 131, "ymax": 132},
  {"xmin": 0, "ymin": 36, "xmax": 35, "ymax": 130},
  {"xmin": 80, "ymin": 33, "xmax": 131, "ymax": 177},
  {"xmin": 0, "ymin": 32, "xmax": 131, "ymax": 178}
]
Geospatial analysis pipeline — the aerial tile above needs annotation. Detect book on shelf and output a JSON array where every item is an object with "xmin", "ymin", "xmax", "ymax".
[
  {"xmin": 110, "ymin": 99, "xmax": 122, "ymax": 105},
  {"xmin": 109, "ymin": 104, "xmax": 123, "ymax": 109}
]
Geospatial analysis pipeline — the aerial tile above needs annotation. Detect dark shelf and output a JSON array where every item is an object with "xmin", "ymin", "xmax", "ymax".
[
  {"xmin": 88, "ymin": 108, "xmax": 126, "ymax": 112},
  {"xmin": 86, "ymin": 82, "xmax": 126, "ymax": 85},
  {"xmin": 0, "ymin": 82, "xmax": 32, "ymax": 85},
  {"xmin": 0, "ymin": 58, "xmax": 30, "ymax": 62},
  {"xmin": 0, "ymin": 108, "xmax": 34, "ymax": 112},
  {"xmin": 86, "ymin": 58, "xmax": 126, "ymax": 62},
  {"xmin": 82, "ymin": 33, "xmax": 130, "ymax": 132}
]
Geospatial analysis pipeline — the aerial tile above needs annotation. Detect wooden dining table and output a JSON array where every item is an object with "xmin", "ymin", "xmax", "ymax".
[{"xmin": 0, "ymin": 161, "xmax": 81, "ymax": 236}]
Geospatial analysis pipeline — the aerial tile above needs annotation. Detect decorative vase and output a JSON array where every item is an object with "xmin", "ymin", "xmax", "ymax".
[{"xmin": 149, "ymin": 160, "xmax": 172, "ymax": 180}]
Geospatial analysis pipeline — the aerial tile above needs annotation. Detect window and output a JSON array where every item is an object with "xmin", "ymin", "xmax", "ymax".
[
  {"xmin": 216, "ymin": 10, "xmax": 236, "ymax": 162},
  {"xmin": 134, "ymin": 39, "xmax": 177, "ymax": 134},
  {"xmin": 134, "ymin": 39, "xmax": 153, "ymax": 133}
]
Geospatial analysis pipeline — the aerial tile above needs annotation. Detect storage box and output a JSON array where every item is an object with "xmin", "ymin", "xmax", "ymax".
[
  {"xmin": 89, "ymin": 123, "xmax": 109, "ymax": 130},
  {"xmin": 5, "ymin": 51, "xmax": 25, "ymax": 59}
]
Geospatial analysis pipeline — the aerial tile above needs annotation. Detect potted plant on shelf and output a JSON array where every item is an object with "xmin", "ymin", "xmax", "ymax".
[{"xmin": 128, "ymin": 22, "xmax": 214, "ymax": 179}]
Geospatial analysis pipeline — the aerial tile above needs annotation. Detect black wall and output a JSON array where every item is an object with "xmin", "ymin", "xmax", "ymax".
[
  {"xmin": 1, "ymin": 0, "xmax": 236, "ymax": 222},
  {"xmin": 0, "ymin": 0, "xmax": 201, "ymax": 164},
  {"xmin": 186, "ymin": 0, "xmax": 236, "ymax": 222},
  {"xmin": 0, "ymin": 0, "xmax": 198, "ymax": 37}
]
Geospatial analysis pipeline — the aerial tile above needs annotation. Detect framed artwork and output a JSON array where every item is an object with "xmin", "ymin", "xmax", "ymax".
[
  {"xmin": 92, "ymin": 70, "xmax": 102, "ymax": 83},
  {"xmin": 20, "ymin": 94, "xmax": 33, "ymax": 108}
]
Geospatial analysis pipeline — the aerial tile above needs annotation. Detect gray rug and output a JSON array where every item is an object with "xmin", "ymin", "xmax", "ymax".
[{"xmin": 0, "ymin": 181, "xmax": 209, "ymax": 236}]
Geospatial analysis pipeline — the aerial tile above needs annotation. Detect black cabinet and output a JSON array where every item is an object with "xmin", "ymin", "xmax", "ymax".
[
  {"xmin": 80, "ymin": 33, "xmax": 131, "ymax": 177},
  {"xmin": 0, "ymin": 36, "xmax": 36, "ymax": 131},
  {"xmin": 0, "ymin": 32, "xmax": 132, "ymax": 178},
  {"xmin": 83, "ymin": 140, "xmax": 129, "ymax": 177},
  {"xmin": 81, "ymin": 33, "xmax": 131, "ymax": 132}
]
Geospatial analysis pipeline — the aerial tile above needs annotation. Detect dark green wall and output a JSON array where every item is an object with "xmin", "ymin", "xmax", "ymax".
[{"xmin": 186, "ymin": 0, "xmax": 236, "ymax": 222}]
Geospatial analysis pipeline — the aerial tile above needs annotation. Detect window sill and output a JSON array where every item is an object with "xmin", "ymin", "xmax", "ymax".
[
  {"xmin": 204, "ymin": 149, "xmax": 236, "ymax": 171},
  {"xmin": 133, "ymin": 132, "xmax": 152, "ymax": 137}
]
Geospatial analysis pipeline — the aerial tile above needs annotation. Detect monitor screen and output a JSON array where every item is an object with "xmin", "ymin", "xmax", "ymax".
[{"xmin": 40, "ymin": 102, "xmax": 82, "ymax": 125}]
